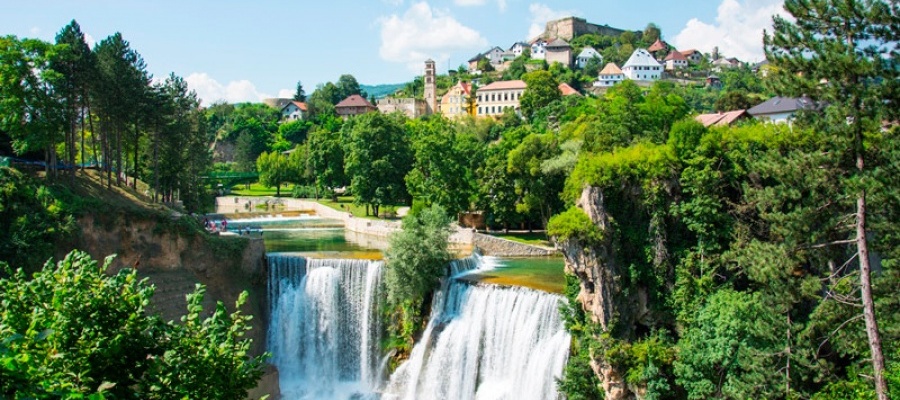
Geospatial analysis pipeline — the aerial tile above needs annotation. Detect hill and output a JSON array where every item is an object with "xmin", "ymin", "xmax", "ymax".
[{"xmin": 362, "ymin": 83, "xmax": 405, "ymax": 99}]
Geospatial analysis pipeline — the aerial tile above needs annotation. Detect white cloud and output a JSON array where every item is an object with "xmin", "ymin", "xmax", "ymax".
[
  {"xmin": 30, "ymin": 26, "xmax": 41, "ymax": 36},
  {"xmin": 528, "ymin": 3, "xmax": 577, "ymax": 40},
  {"xmin": 379, "ymin": 2, "xmax": 487, "ymax": 72},
  {"xmin": 454, "ymin": 0, "xmax": 506, "ymax": 11},
  {"xmin": 672, "ymin": 0, "xmax": 787, "ymax": 62},
  {"xmin": 277, "ymin": 88, "xmax": 294, "ymax": 99},
  {"xmin": 185, "ymin": 73, "xmax": 277, "ymax": 105},
  {"xmin": 383, "ymin": 0, "xmax": 404, "ymax": 5},
  {"xmin": 84, "ymin": 33, "xmax": 96, "ymax": 49}
]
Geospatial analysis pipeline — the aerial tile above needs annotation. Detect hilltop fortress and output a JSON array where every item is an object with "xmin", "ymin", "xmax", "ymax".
[{"xmin": 538, "ymin": 17, "xmax": 629, "ymax": 41}]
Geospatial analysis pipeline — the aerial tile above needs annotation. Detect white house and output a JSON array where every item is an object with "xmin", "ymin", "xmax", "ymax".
[
  {"xmin": 622, "ymin": 49, "xmax": 663, "ymax": 81},
  {"xmin": 576, "ymin": 47, "xmax": 602, "ymax": 69},
  {"xmin": 281, "ymin": 101, "xmax": 307, "ymax": 121},
  {"xmin": 476, "ymin": 80, "xmax": 526, "ymax": 117},
  {"xmin": 664, "ymin": 50, "xmax": 689, "ymax": 70},
  {"xmin": 712, "ymin": 57, "xmax": 740, "ymax": 71},
  {"xmin": 509, "ymin": 42, "xmax": 529, "ymax": 58},
  {"xmin": 484, "ymin": 46, "xmax": 507, "ymax": 66},
  {"xmin": 747, "ymin": 96, "xmax": 819, "ymax": 124},
  {"xmin": 594, "ymin": 62, "xmax": 624, "ymax": 87},
  {"xmin": 531, "ymin": 39, "xmax": 547, "ymax": 60}
]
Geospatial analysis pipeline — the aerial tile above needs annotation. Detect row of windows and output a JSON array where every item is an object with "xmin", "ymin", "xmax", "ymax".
[
  {"xmin": 478, "ymin": 105, "xmax": 513, "ymax": 115},
  {"xmin": 477, "ymin": 91, "xmax": 522, "ymax": 103},
  {"xmin": 631, "ymin": 66, "xmax": 661, "ymax": 71}
]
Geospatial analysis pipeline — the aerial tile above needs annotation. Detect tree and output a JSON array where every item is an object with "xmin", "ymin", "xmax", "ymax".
[
  {"xmin": 0, "ymin": 250, "xmax": 266, "ymax": 399},
  {"xmin": 383, "ymin": 204, "xmax": 452, "ymax": 308},
  {"xmin": 342, "ymin": 113, "xmax": 412, "ymax": 216},
  {"xmin": 52, "ymin": 20, "xmax": 96, "ymax": 180},
  {"xmin": 307, "ymin": 125, "xmax": 346, "ymax": 200},
  {"xmin": 336, "ymin": 74, "xmax": 366, "ymax": 100},
  {"xmin": 292, "ymin": 80, "xmax": 306, "ymax": 102},
  {"xmin": 519, "ymin": 70, "xmax": 561, "ymax": 120},
  {"xmin": 0, "ymin": 36, "xmax": 66, "ymax": 175},
  {"xmin": 256, "ymin": 150, "xmax": 290, "ymax": 196},
  {"xmin": 643, "ymin": 23, "xmax": 662, "ymax": 45},
  {"xmin": 765, "ymin": 1, "xmax": 899, "ymax": 397}
]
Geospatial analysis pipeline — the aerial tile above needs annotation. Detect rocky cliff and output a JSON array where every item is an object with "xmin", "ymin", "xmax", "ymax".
[
  {"xmin": 65, "ymin": 212, "xmax": 278, "ymax": 398},
  {"xmin": 556, "ymin": 186, "xmax": 659, "ymax": 400}
]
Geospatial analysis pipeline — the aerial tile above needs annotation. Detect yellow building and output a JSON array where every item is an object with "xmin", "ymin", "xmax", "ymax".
[{"xmin": 440, "ymin": 81, "xmax": 473, "ymax": 119}]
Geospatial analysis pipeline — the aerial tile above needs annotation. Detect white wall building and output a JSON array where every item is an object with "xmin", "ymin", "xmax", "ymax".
[
  {"xmin": 576, "ymin": 46, "xmax": 602, "ymax": 69},
  {"xmin": 594, "ymin": 63, "xmax": 625, "ymax": 87},
  {"xmin": 281, "ymin": 101, "xmax": 307, "ymax": 121},
  {"xmin": 509, "ymin": 42, "xmax": 528, "ymax": 58},
  {"xmin": 476, "ymin": 80, "xmax": 526, "ymax": 117},
  {"xmin": 664, "ymin": 50, "xmax": 689, "ymax": 71},
  {"xmin": 531, "ymin": 39, "xmax": 547, "ymax": 60},
  {"xmin": 622, "ymin": 49, "xmax": 663, "ymax": 81}
]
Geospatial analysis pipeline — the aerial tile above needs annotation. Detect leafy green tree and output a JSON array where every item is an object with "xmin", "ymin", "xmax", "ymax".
[
  {"xmin": 342, "ymin": 112, "xmax": 412, "ymax": 216},
  {"xmin": 256, "ymin": 150, "xmax": 291, "ymax": 196},
  {"xmin": 674, "ymin": 290, "xmax": 788, "ymax": 399},
  {"xmin": 507, "ymin": 132, "xmax": 565, "ymax": 228},
  {"xmin": 0, "ymin": 250, "xmax": 266, "ymax": 399},
  {"xmin": 714, "ymin": 90, "xmax": 755, "ymax": 112},
  {"xmin": 336, "ymin": 74, "xmax": 366, "ymax": 100},
  {"xmin": 383, "ymin": 203, "xmax": 452, "ymax": 307},
  {"xmin": 307, "ymin": 125, "xmax": 346, "ymax": 200},
  {"xmin": 765, "ymin": 1, "xmax": 899, "ymax": 397},
  {"xmin": 405, "ymin": 118, "xmax": 482, "ymax": 215},
  {"xmin": 520, "ymin": 70, "xmax": 561, "ymax": 120},
  {"xmin": 0, "ymin": 36, "xmax": 65, "ymax": 174}
]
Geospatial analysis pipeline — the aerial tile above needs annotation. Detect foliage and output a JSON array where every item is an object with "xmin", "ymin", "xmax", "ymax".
[
  {"xmin": 255, "ymin": 150, "xmax": 292, "ymax": 196},
  {"xmin": 520, "ymin": 70, "xmax": 561, "ymax": 121},
  {"xmin": 342, "ymin": 112, "xmax": 412, "ymax": 216},
  {"xmin": 547, "ymin": 207, "xmax": 603, "ymax": 244},
  {"xmin": 0, "ymin": 167, "xmax": 77, "ymax": 271},
  {"xmin": 0, "ymin": 250, "xmax": 266, "ymax": 399},
  {"xmin": 383, "ymin": 204, "xmax": 452, "ymax": 308}
]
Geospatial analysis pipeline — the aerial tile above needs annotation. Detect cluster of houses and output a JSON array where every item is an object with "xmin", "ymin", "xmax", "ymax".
[{"xmin": 272, "ymin": 31, "xmax": 777, "ymax": 123}]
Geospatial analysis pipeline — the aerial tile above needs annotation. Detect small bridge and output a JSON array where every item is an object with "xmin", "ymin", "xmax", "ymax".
[{"xmin": 201, "ymin": 172, "xmax": 259, "ymax": 188}]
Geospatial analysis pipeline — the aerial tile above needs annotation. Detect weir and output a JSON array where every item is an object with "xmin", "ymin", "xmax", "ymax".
[{"xmin": 267, "ymin": 253, "xmax": 570, "ymax": 400}]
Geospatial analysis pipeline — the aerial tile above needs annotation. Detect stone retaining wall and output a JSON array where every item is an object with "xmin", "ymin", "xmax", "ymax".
[{"xmin": 473, "ymin": 233, "xmax": 558, "ymax": 257}]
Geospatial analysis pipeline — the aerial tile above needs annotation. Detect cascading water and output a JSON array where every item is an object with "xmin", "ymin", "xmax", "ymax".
[
  {"xmin": 267, "ymin": 254, "xmax": 385, "ymax": 399},
  {"xmin": 384, "ymin": 258, "xmax": 571, "ymax": 400},
  {"xmin": 268, "ymin": 252, "xmax": 570, "ymax": 400}
]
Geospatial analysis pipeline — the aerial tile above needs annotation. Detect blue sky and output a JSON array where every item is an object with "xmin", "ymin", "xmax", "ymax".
[{"xmin": 1, "ymin": 0, "xmax": 785, "ymax": 105}]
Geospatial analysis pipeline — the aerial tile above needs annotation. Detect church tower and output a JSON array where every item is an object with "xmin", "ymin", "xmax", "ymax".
[{"xmin": 424, "ymin": 59, "xmax": 437, "ymax": 115}]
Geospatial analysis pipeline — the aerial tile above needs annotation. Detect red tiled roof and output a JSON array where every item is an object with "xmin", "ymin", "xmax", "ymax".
[
  {"xmin": 558, "ymin": 83, "xmax": 581, "ymax": 96},
  {"xmin": 478, "ymin": 80, "xmax": 526, "ymax": 91},
  {"xmin": 694, "ymin": 109, "xmax": 749, "ymax": 127},
  {"xmin": 290, "ymin": 101, "xmax": 307, "ymax": 111},
  {"xmin": 336, "ymin": 94, "xmax": 374, "ymax": 108},
  {"xmin": 665, "ymin": 51, "xmax": 687, "ymax": 61},
  {"xmin": 648, "ymin": 39, "xmax": 668, "ymax": 52}
]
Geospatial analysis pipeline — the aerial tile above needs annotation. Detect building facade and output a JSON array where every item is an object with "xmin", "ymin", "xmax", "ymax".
[
  {"xmin": 281, "ymin": 101, "xmax": 307, "ymax": 121},
  {"xmin": 622, "ymin": 49, "xmax": 663, "ymax": 81},
  {"xmin": 476, "ymin": 80, "xmax": 526, "ymax": 117},
  {"xmin": 335, "ymin": 95, "xmax": 376, "ymax": 119},
  {"xmin": 440, "ymin": 81, "xmax": 472, "ymax": 119},
  {"xmin": 424, "ymin": 59, "xmax": 437, "ymax": 115},
  {"xmin": 545, "ymin": 38, "xmax": 572, "ymax": 67},
  {"xmin": 576, "ymin": 47, "xmax": 602, "ymax": 69},
  {"xmin": 594, "ymin": 62, "xmax": 624, "ymax": 87},
  {"xmin": 376, "ymin": 98, "xmax": 426, "ymax": 118}
]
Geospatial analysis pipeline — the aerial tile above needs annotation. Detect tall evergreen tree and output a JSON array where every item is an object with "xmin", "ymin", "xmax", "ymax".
[
  {"xmin": 52, "ymin": 20, "xmax": 95, "ymax": 180},
  {"xmin": 293, "ymin": 80, "xmax": 306, "ymax": 102},
  {"xmin": 765, "ymin": 1, "xmax": 899, "ymax": 398}
]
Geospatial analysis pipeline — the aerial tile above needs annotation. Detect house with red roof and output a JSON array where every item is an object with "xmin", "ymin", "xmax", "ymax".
[
  {"xmin": 281, "ymin": 101, "xmax": 307, "ymax": 121},
  {"xmin": 335, "ymin": 95, "xmax": 376, "ymax": 119},
  {"xmin": 694, "ymin": 110, "xmax": 750, "ymax": 127},
  {"xmin": 664, "ymin": 50, "xmax": 689, "ymax": 71},
  {"xmin": 558, "ymin": 82, "xmax": 581, "ymax": 97}
]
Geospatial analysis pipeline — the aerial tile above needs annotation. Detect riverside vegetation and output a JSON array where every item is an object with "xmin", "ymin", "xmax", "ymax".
[{"xmin": 1, "ymin": 0, "xmax": 899, "ymax": 398}]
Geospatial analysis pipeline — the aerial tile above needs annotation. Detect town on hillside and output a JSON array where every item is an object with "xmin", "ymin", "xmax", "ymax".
[{"xmin": 270, "ymin": 16, "xmax": 780, "ymax": 126}]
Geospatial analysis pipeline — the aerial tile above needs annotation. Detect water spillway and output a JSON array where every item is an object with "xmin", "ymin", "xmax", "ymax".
[
  {"xmin": 267, "ymin": 253, "xmax": 570, "ymax": 400},
  {"xmin": 267, "ymin": 255, "xmax": 385, "ymax": 399}
]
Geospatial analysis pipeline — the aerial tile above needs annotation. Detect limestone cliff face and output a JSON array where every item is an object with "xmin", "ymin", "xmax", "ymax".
[
  {"xmin": 556, "ymin": 186, "xmax": 647, "ymax": 400},
  {"xmin": 69, "ymin": 213, "xmax": 269, "ymax": 355}
]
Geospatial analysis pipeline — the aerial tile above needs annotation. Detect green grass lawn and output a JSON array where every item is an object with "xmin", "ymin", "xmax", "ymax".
[
  {"xmin": 316, "ymin": 196, "xmax": 404, "ymax": 220},
  {"xmin": 491, "ymin": 232, "xmax": 554, "ymax": 248},
  {"xmin": 228, "ymin": 182, "xmax": 290, "ymax": 197}
]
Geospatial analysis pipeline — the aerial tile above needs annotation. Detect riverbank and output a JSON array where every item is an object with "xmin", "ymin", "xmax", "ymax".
[{"xmin": 216, "ymin": 196, "xmax": 559, "ymax": 257}]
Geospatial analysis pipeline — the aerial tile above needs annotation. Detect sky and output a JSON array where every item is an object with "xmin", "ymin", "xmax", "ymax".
[{"xmin": 1, "ymin": 0, "xmax": 787, "ymax": 105}]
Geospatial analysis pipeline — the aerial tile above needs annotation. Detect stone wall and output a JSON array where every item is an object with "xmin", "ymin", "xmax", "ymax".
[
  {"xmin": 542, "ymin": 17, "xmax": 628, "ymax": 41},
  {"xmin": 473, "ymin": 233, "xmax": 557, "ymax": 257}
]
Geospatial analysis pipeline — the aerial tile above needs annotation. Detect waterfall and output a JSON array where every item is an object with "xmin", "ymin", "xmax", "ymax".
[
  {"xmin": 385, "ymin": 276, "xmax": 571, "ymax": 400},
  {"xmin": 268, "ymin": 254, "xmax": 385, "ymax": 400},
  {"xmin": 267, "ymin": 252, "xmax": 570, "ymax": 400}
]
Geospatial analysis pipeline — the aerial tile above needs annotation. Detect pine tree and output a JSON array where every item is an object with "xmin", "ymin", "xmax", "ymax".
[{"xmin": 765, "ymin": 1, "xmax": 899, "ymax": 398}]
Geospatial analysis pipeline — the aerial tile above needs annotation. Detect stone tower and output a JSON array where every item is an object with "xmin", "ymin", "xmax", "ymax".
[{"xmin": 424, "ymin": 59, "xmax": 436, "ymax": 115}]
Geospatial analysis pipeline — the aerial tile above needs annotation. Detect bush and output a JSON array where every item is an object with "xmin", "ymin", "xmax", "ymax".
[
  {"xmin": 0, "ymin": 250, "xmax": 267, "ymax": 399},
  {"xmin": 291, "ymin": 185, "xmax": 318, "ymax": 199},
  {"xmin": 548, "ymin": 207, "xmax": 603, "ymax": 244}
]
